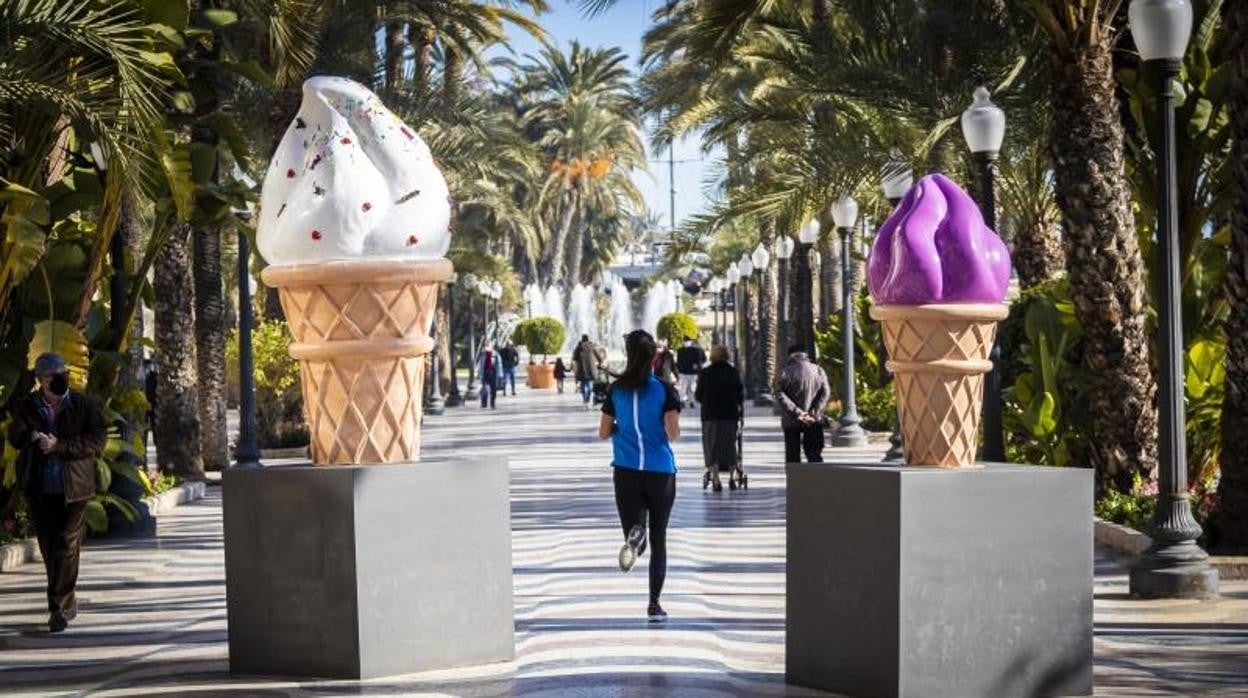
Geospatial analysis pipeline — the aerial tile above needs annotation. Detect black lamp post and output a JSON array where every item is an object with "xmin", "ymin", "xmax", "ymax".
[
  {"xmin": 426, "ymin": 286, "xmax": 446, "ymax": 415},
  {"xmin": 776, "ymin": 234, "xmax": 795, "ymax": 372},
  {"xmin": 961, "ymin": 86, "xmax": 1008, "ymax": 463},
  {"xmin": 1126, "ymin": 0, "xmax": 1218, "ymax": 600},
  {"xmin": 751, "ymin": 243, "xmax": 775, "ymax": 406},
  {"xmin": 881, "ymin": 151, "xmax": 914, "ymax": 462},
  {"xmin": 445, "ymin": 273, "xmax": 463, "ymax": 407},
  {"xmin": 831, "ymin": 196, "xmax": 867, "ymax": 447},
  {"xmin": 465, "ymin": 275, "xmax": 479, "ymax": 394},
  {"xmin": 797, "ymin": 219, "xmax": 818, "ymax": 357},
  {"xmin": 234, "ymin": 212, "xmax": 261, "ymax": 468}
]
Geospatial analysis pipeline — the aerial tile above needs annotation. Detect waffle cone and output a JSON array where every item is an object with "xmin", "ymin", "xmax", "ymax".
[
  {"xmin": 869, "ymin": 304, "xmax": 1009, "ymax": 468},
  {"xmin": 262, "ymin": 259, "xmax": 452, "ymax": 464}
]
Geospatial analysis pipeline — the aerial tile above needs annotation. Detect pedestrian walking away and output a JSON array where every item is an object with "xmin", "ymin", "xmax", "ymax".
[
  {"xmin": 475, "ymin": 343, "xmax": 501, "ymax": 409},
  {"xmin": 3, "ymin": 353, "xmax": 106, "ymax": 633},
  {"xmin": 499, "ymin": 343, "xmax": 520, "ymax": 395},
  {"xmin": 652, "ymin": 338, "xmax": 678, "ymax": 386},
  {"xmin": 694, "ymin": 345, "xmax": 745, "ymax": 491},
  {"xmin": 675, "ymin": 338, "xmax": 706, "ymax": 409},
  {"xmin": 572, "ymin": 334, "xmax": 601, "ymax": 409},
  {"xmin": 553, "ymin": 357, "xmax": 568, "ymax": 394},
  {"xmin": 776, "ymin": 345, "xmax": 830, "ymax": 463},
  {"xmin": 598, "ymin": 330, "xmax": 681, "ymax": 623}
]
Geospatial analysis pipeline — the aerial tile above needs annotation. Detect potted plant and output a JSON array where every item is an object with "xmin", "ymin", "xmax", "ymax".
[
  {"xmin": 656, "ymin": 311, "xmax": 699, "ymax": 346},
  {"xmin": 512, "ymin": 317, "xmax": 566, "ymax": 389}
]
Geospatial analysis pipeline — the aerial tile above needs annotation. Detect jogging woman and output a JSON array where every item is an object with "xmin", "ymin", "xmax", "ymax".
[{"xmin": 598, "ymin": 329, "xmax": 681, "ymax": 623}]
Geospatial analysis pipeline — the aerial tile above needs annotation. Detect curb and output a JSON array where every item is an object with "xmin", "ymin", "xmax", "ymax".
[
  {"xmin": 0, "ymin": 480, "xmax": 207, "ymax": 573},
  {"xmin": 1094, "ymin": 517, "xmax": 1248, "ymax": 581}
]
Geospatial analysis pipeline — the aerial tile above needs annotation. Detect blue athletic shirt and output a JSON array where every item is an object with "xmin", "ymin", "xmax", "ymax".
[{"xmin": 602, "ymin": 374, "xmax": 681, "ymax": 473}]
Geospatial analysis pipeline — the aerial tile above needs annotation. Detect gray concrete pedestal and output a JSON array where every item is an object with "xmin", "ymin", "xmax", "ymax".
[
  {"xmin": 223, "ymin": 460, "xmax": 514, "ymax": 679},
  {"xmin": 786, "ymin": 463, "xmax": 1092, "ymax": 698}
]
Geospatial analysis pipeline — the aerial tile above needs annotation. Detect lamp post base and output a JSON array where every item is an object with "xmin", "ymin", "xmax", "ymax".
[
  {"xmin": 1129, "ymin": 542, "xmax": 1219, "ymax": 600},
  {"xmin": 426, "ymin": 395, "xmax": 446, "ymax": 416},
  {"xmin": 831, "ymin": 421, "xmax": 868, "ymax": 448},
  {"xmin": 445, "ymin": 392, "xmax": 464, "ymax": 407},
  {"xmin": 753, "ymin": 391, "xmax": 775, "ymax": 407}
]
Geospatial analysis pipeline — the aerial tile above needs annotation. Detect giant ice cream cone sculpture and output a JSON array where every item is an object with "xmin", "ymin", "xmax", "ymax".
[
  {"xmin": 257, "ymin": 77, "xmax": 454, "ymax": 464},
  {"xmin": 866, "ymin": 173, "xmax": 1012, "ymax": 467}
]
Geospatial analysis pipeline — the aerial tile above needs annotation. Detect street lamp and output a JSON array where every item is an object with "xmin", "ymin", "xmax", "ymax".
[
  {"xmin": 1127, "ymin": 0, "xmax": 1217, "ymax": 600},
  {"xmin": 709, "ymin": 277, "xmax": 723, "ymax": 345},
  {"xmin": 233, "ymin": 208, "xmax": 261, "ymax": 468},
  {"xmin": 445, "ymin": 272, "xmax": 463, "ymax": 407},
  {"xmin": 797, "ymin": 219, "xmax": 819, "ymax": 358},
  {"xmin": 880, "ymin": 151, "xmax": 913, "ymax": 462},
  {"xmin": 961, "ymin": 85, "xmax": 1007, "ymax": 464},
  {"xmin": 752, "ymin": 242, "xmax": 774, "ymax": 406},
  {"xmin": 831, "ymin": 196, "xmax": 867, "ymax": 447},
  {"xmin": 776, "ymin": 235, "xmax": 795, "ymax": 377},
  {"xmin": 464, "ymin": 275, "xmax": 479, "ymax": 394}
]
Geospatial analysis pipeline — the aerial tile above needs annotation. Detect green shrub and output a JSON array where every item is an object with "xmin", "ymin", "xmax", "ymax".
[
  {"xmin": 225, "ymin": 321, "xmax": 308, "ymax": 449},
  {"xmin": 512, "ymin": 317, "xmax": 565, "ymax": 361},
  {"xmin": 656, "ymin": 312, "xmax": 699, "ymax": 346}
]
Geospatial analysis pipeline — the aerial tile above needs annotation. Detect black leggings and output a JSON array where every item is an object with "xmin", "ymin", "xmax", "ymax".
[{"xmin": 613, "ymin": 468, "xmax": 676, "ymax": 604}]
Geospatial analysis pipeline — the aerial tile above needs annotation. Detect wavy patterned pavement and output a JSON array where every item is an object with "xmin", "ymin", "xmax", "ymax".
[{"xmin": 2, "ymin": 387, "xmax": 1247, "ymax": 696}]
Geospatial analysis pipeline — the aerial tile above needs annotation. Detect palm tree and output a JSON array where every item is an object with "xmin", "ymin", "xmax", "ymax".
[
  {"xmin": 508, "ymin": 43, "xmax": 644, "ymax": 288},
  {"xmin": 1217, "ymin": 0, "xmax": 1248, "ymax": 551},
  {"xmin": 1021, "ymin": 0, "xmax": 1159, "ymax": 491}
]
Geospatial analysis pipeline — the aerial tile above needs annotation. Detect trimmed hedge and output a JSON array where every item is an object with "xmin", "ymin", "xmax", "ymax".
[
  {"xmin": 512, "ymin": 316, "xmax": 566, "ymax": 360},
  {"xmin": 656, "ymin": 312, "xmax": 698, "ymax": 346}
]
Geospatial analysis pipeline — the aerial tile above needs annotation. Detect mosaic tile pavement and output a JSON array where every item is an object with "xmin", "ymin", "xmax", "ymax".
[{"xmin": 2, "ymin": 387, "xmax": 1247, "ymax": 696}]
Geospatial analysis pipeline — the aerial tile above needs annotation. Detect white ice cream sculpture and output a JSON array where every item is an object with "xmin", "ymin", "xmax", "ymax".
[{"xmin": 258, "ymin": 76, "xmax": 454, "ymax": 465}]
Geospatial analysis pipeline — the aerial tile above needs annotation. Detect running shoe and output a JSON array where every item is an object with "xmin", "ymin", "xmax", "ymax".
[
  {"xmin": 618, "ymin": 524, "xmax": 647, "ymax": 572},
  {"xmin": 647, "ymin": 602, "xmax": 668, "ymax": 623}
]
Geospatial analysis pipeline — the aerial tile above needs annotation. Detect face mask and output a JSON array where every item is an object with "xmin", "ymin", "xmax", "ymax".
[{"xmin": 48, "ymin": 374, "xmax": 69, "ymax": 397}]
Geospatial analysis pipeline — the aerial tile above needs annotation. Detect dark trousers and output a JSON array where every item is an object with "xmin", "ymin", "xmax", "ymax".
[
  {"xmin": 613, "ymin": 468, "xmax": 676, "ymax": 604},
  {"xmin": 480, "ymin": 374, "xmax": 497, "ymax": 408},
  {"xmin": 784, "ymin": 425, "xmax": 825, "ymax": 463},
  {"xmin": 31, "ymin": 495, "xmax": 88, "ymax": 615}
]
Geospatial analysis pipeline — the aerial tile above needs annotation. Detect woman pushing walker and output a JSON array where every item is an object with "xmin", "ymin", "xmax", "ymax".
[{"xmin": 598, "ymin": 329, "xmax": 681, "ymax": 623}]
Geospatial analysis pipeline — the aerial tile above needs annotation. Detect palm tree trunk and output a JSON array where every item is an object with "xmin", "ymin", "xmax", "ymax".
[
  {"xmin": 818, "ymin": 208, "xmax": 840, "ymax": 324},
  {"xmin": 793, "ymin": 241, "xmax": 815, "ymax": 355},
  {"xmin": 384, "ymin": 21, "xmax": 406, "ymax": 100},
  {"xmin": 759, "ymin": 219, "xmax": 778, "ymax": 396},
  {"xmin": 1014, "ymin": 219, "xmax": 1066, "ymax": 288},
  {"xmin": 1045, "ymin": 32, "xmax": 1158, "ymax": 492},
  {"xmin": 1216, "ymin": 0, "xmax": 1248, "ymax": 552},
  {"xmin": 410, "ymin": 23, "xmax": 434, "ymax": 95},
  {"xmin": 541, "ymin": 190, "xmax": 577, "ymax": 287},
  {"xmin": 567, "ymin": 221, "xmax": 585, "ymax": 288},
  {"xmin": 193, "ymin": 223, "xmax": 229, "ymax": 471},
  {"xmin": 443, "ymin": 28, "xmax": 463, "ymax": 105},
  {"xmin": 154, "ymin": 222, "xmax": 204, "ymax": 479}
]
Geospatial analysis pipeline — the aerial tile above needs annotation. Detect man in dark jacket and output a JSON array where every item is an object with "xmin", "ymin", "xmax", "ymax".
[
  {"xmin": 499, "ymin": 343, "xmax": 520, "ymax": 396},
  {"xmin": 675, "ymin": 339, "xmax": 707, "ymax": 409},
  {"xmin": 776, "ymin": 345, "xmax": 830, "ymax": 463},
  {"xmin": 4, "ymin": 353, "xmax": 106, "ymax": 632}
]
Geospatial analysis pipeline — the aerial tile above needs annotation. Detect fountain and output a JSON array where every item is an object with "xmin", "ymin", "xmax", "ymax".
[
  {"xmin": 604, "ymin": 275, "xmax": 634, "ymax": 356},
  {"xmin": 642, "ymin": 279, "xmax": 681, "ymax": 338},
  {"xmin": 542, "ymin": 285, "xmax": 565, "ymax": 328},
  {"xmin": 566, "ymin": 284, "xmax": 596, "ymax": 352},
  {"xmin": 523, "ymin": 284, "xmax": 545, "ymax": 318}
]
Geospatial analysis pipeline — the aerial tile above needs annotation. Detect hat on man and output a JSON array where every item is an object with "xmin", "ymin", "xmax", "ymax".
[{"xmin": 33, "ymin": 352, "xmax": 67, "ymax": 377}]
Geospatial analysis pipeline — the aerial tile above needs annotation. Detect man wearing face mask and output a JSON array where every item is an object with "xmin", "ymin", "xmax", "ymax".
[{"xmin": 4, "ymin": 353, "xmax": 105, "ymax": 633}]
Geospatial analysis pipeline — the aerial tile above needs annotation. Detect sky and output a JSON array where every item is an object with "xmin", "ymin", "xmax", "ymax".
[{"xmin": 489, "ymin": 0, "xmax": 715, "ymax": 231}]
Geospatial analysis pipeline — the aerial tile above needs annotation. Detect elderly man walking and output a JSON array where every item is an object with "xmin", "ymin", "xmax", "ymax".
[
  {"xmin": 776, "ymin": 345, "xmax": 830, "ymax": 463},
  {"xmin": 4, "ymin": 353, "xmax": 106, "ymax": 632}
]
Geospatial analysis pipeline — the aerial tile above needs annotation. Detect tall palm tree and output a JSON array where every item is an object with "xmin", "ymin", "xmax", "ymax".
[
  {"xmin": 1217, "ymin": 0, "xmax": 1248, "ymax": 551},
  {"xmin": 1021, "ymin": 0, "xmax": 1159, "ymax": 491},
  {"xmin": 509, "ymin": 43, "xmax": 644, "ymax": 288}
]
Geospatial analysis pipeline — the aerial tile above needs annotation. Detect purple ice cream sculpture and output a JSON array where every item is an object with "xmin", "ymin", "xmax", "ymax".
[
  {"xmin": 867, "ymin": 172, "xmax": 1011, "ymax": 305},
  {"xmin": 867, "ymin": 172, "xmax": 1012, "ymax": 467}
]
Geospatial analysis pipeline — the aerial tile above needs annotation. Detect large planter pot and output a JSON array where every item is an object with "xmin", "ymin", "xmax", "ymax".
[{"xmin": 526, "ymin": 363, "xmax": 556, "ymax": 389}]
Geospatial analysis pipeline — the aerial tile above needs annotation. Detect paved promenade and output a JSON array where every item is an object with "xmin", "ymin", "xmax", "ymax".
[{"xmin": 2, "ymin": 387, "xmax": 1247, "ymax": 696}]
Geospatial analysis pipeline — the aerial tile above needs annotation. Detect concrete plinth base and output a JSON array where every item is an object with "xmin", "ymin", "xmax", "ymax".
[
  {"xmin": 786, "ymin": 463, "xmax": 1092, "ymax": 698},
  {"xmin": 223, "ymin": 460, "xmax": 514, "ymax": 679}
]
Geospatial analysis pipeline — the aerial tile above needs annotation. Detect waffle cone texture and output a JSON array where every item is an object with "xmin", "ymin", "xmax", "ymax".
[
  {"xmin": 262, "ymin": 259, "xmax": 452, "ymax": 464},
  {"xmin": 870, "ymin": 304, "xmax": 1009, "ymax": 468}
]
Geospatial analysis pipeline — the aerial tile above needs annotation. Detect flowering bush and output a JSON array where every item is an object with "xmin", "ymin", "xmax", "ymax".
[{"xmin": 1095, "ymin": 473, "xmax": 1221, "ymax": 547}]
